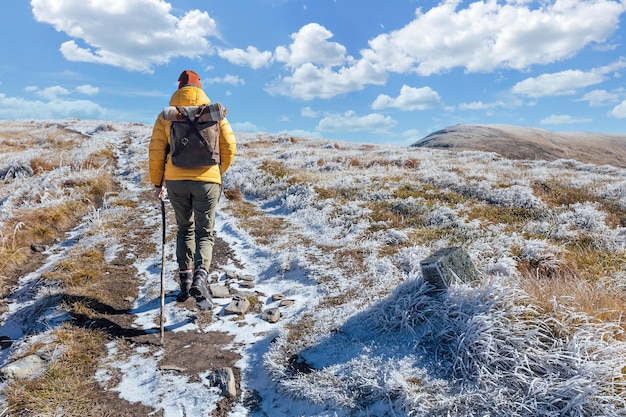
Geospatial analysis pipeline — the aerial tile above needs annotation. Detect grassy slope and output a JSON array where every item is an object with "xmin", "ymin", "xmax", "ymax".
[{"xmin": 413, "ymin": 124, "xmax": 626, "ymax": 168}]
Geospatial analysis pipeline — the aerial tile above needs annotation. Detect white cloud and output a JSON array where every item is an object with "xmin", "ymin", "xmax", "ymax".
[
  {"xmin": 372, "ymin": 85, "xmax": 441, "ymax": 111},
  {"xmin": 205, "ymin": 75, "xmax": 245, "ymax": 86},
  {"xmin": 458, "ymin": 101, "xmax": 491, "ymax": 110},
  {"xmin": 266, "ymin": 23, "xmax": 388, "ymax": 100},
  {"xmin": 267, "ymin": 60, "xmax": 387, "ymax": 100},
  {"xmin": 540, "ymin": 114, "xmax": 593, "ymax": 125},
  {"xmin": 31, "ymin": 0, "xmax": 219, "ymax": 72},
  {"xmin": 317, "ymin": 110, "xmax": 396, "ymax": 133},
  {"xmin": 218, "ymin": 46, "xmax": 273, "ymax": 69},
  {"xmin": 593, "ymin": 42, "xmax": 619, "ymax": 52},
  {"xmin": 511, "ymin": 68, "xmax": 611, "ymax": 98},
  {"xmin": 0, "ymin": 93, "xmax": 106, "ymax": 119},
  {"xmin": 230, "ymin": 121, "xmax": 261, "ymax": 132},
  {"xmin": 402, "ymin": 128, "xmax": 421, "ymax": 138},
  {"xmin": 401, "ymin": 128, "xmax": 422, "ymax": 144},
  {"xmin": 36, "ymin": 86, "xmax": 70, "ymax": 100},
  {"xmin": 458, "ymin": 98, "xmax": 522, "ymax": 111},
  {"xmin": 365, "ymin": 0, "xmax": 626, "ymax": 75},
  {"xmin": 301, "ymin": 106, "xmax": 319, "ymax": 118},
  {"xmin": 578, "ymin": 89, "xmax": 623, "ymax": 107},
  {"xmin": 608, "ymin": 100, "xmax": 626, "ymax": 118},
  {"xmin": 274, "ymin": 23, "xmax": 348, "ymax": 69},
  {"xmin": 76, "ymin": 84, "xmax": 99, "ymax": 95},
  {"xmin": 266, "ymin": 1, "xmax": 626, "ymax": 101}
]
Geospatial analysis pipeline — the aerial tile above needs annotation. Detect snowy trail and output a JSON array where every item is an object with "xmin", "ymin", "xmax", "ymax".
[{"xmin": 90, "ymin": 122, "xmax": 322, "ymax": 416}]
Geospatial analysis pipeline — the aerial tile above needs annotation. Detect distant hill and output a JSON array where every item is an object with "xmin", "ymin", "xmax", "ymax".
[{"xmin": 412, "ymin": 124, "xmax": 626, "ymax": 168}]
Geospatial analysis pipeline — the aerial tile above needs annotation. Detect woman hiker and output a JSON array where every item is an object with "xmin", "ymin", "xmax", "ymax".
[{"xmin": 149, "ymin": 69, "xmax": 237, "ymax": 305}]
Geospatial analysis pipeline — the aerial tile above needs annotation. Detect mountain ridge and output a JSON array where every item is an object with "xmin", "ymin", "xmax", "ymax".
[{"xmin": 412, "ymin": 124, "xmax": 626, "ymax": 168}]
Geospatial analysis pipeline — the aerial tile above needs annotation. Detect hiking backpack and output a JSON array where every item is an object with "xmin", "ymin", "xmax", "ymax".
[{"xmin": 162, "ymin": 103, "xmax": 227, "ymax": 168}]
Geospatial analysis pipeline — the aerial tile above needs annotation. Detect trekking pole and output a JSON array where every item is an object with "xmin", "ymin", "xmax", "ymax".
[{"xmin": 159, "ymin": 199, "xmax": 166, "ymax": 345}]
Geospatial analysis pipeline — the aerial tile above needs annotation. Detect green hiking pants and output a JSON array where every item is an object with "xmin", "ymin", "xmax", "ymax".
[{"xmin": 165, "ymin": 180, "xmax": 221, "ymax": 272}]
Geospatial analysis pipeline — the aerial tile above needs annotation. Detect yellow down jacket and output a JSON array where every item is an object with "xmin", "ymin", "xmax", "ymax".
[{"xmin": 148, "ymin": 85, "xmax": 237, "ymax": 186}]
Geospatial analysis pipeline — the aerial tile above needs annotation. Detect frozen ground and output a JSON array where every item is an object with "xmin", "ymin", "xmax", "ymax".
[{"xmin": 0, "ymin": 119, "xmax": 625, "ymax": 416}]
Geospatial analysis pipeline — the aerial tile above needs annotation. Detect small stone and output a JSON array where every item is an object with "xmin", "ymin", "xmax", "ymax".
[
  {"xmin": 158, "ymin": 365, "xmax": 186, "ymax": 372},
  {"xmin": 420, "ymin": 246, "xmax": 478, "ymax": 290},
  {"xmin": 225, "ymin": 296, "xmax": 250, "ymax": 315},
  {"xmin": 0, "ymin": 354, "xmax": 46, "ymax": 380},
  {"xmin": 239, "ymin": 275, "xmax": 255, "ymax": 282},
  {"xmin": 30, "ymin": 244, "xmax": 48, "ymax": 253},
  {"xmin": 225, "ymin": 272, "xmax": 239, "ymax": 280},
  {"xmin": 239, "ymin": 281, "xmax": 255, "ymax": 289},
  {"xmin": 271, "ymin": 294, "xmax": 286, "ymax": 302},
  {"xmin": 261, "ymin": 308, "xmax": 280, "ymax": 323},
  {"xmin": 234, "ymin": 290, "xmax": 255, "ymax": 299},
  {"xmin": 207, "ymin": 367, "xmax": 237, "ymax": 398},
  {"xmin": 279, "ymin": 299, "xmax": 295, "ymax": 307},
  {"xmin": 209, "ymin": 284, "xmax": 230, "ymax": 298}
]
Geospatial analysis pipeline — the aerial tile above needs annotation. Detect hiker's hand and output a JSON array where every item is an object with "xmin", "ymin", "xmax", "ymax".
[{"xmin": 154, "ymin": 186, "xmax": 166, "ymax": 201}]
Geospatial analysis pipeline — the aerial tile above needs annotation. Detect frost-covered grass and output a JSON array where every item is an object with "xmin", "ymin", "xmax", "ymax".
[
  {"xmin": 225, "ymin": 132, "xmax": 626, "ymax": 416},
  {"xmin": 267, "ymin": 277, "xmax": 626, "ymax": 416},
  {"xmin": 0, "ymin": 122, "xmax": 121, "ymax": 298},
  {"xmin": 1, "ymin": 122, "xmax": 625, "ymax": 416}
]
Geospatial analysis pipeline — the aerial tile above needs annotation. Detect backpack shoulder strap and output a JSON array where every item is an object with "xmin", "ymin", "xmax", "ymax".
[{"xmin": 162, "ymin": 103, "xmax": 226, "ymax": 122}]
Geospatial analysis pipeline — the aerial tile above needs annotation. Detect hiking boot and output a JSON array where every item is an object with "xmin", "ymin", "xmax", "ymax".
[
  {"xmin": 176, "ymin": 270, "xmax": 193, "ymax": 302},
  {"xmin": 189, "ymin": 268, "xmax": 211, "ymax": 303}
]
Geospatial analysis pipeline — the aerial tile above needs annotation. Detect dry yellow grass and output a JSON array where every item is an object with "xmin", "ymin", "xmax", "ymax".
[
  {"xmin": 41, "ymin": 247, "xmax": 104, "ymax": 288},
  {"xmin": 532, "ymin": 180, "xmax": 626, "ymax": 227},
  {"xmin": 514, "ymin": 236, "xmax": 626, "ymax": 325},
  {"xmin": 225, "ymin": 191, "xmax": 289, "ymax": 246},
  {"xmin": 239, "ymin": 138, "xmax": 277, "ymax": 150},
  {"xmin": 394, "ymin": 183, "xmax": 465, "ymax": 205},
  {"xmin": 29, "ymin": 156, "xmax": 62, "ymax": 173},
  {"xmin": 3, "ymin": 324, "xmax": 109, "ymax": 417},
  {"xmin": 520, "ymin": 271, "xmax": 626, "ymax": 325},
  {"xmin": 223, "ymin": 185, "xmax": 244, "ymax": 202},
  {"xmin": 0, "ymin": 202, "xmax": 90, "ymax": 291},
  {"xmin": 260, "ymin": 159, "xmax": 289, "ymax": 178},
  {"xmin": 466, "ymin": 204, "xmax": 539, "ymax": 226},
  {"xmin": 563, "ymin": 240, "xmax": 626, "ymax": 282}
]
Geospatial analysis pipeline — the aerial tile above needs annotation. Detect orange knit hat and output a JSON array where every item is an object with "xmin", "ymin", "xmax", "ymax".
[{"xmin": 177, "ymin": 70, "xmax": 202, "ymax": 89}]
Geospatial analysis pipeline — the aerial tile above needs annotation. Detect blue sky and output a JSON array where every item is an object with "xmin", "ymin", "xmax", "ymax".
[{"xmin": 1, "ymin": 0, "xmax": 626, "ymax": 145}]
